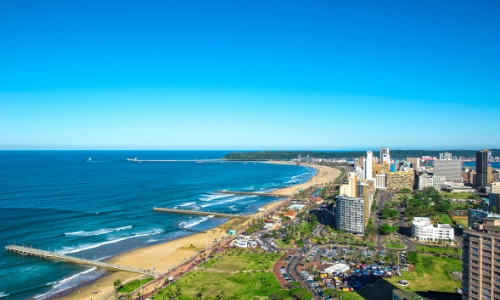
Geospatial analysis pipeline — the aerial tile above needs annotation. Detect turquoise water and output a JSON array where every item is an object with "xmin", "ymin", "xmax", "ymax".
[{"xmin": 0, "ymin": 151, "xmax": 315, "ymax": 299}]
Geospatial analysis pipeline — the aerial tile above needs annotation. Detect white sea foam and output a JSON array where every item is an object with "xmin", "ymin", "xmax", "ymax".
[
  {"xmin": 0, "ymin": 293, "xmax": 9, "ymax": 298},
  {"xmin": 34, "ymin": 267, "xmax": 104, "ymax": 299},
  {"xmin": 199, "ymin": 193, "xmax": 233, "ymax": 201},
  {"xmin": 58, "ymin": 229, "xmax": 162, "ymax": 254},
  {"xmin": 229, "ymin": 205, "xmax": 238, "ymax": 211},
  {"xmin": 65, "ymin": 225, "xmax": 132, "ymax": 237},
  {"xmin": 179, "ymin": 216, "xmax": 213, "ymax": 228},
  {"xmin": 199, "ymin": 195, "xmax": 254, "ymax": 208},
  {"xmin": 178, "ymin": 202, "xmax": 196, "ymax": 207},
  {"xmin": 52, "ymin": 267, "xmax": 97, "ymax": 289}
]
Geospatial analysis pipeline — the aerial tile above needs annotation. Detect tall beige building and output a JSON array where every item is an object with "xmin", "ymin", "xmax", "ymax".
[{"xmin": 340, "ymin": 172, "xmax": 357, "ymax": 197}]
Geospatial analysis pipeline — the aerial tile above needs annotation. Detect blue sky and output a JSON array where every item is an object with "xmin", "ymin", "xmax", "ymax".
[{"xmin": 1, "ymin": 1, "xmax": 499, "ymax": 150}]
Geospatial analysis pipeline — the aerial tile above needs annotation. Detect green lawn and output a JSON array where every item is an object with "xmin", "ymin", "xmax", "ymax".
[
  {"xmin": 433, "ymin": 213, "xmax": 456, "ymax": 227},
  {"xmin": 416, "ymin": 246, "xmax": 462, "ymax": 255},
  {"xmin": 440, "ymin": 192, "xmax": 474, "ymax": 200},
  {"xmin": 154, "ymin": 251, "xmax": 311, "ymax": 300},
  {"xmin": 118, "ymin": 277, "xmax": 154, "ymax": 293},
  {"xmin": 386, "ymin": 243, "xmax": 405, "ymax": 249},
  {"xmin": 203, "ymin": 249, "xmax": 280, "ymax": 271},
  {"xmin": 453, "ymin": 218, "xmax": 468, "ymax": 227},
  {"xmin": 386, "ymin": 255, "xmax": 462, "ymax": 292}
]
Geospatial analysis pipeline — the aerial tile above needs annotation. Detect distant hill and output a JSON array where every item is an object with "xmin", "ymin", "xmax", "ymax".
[{"xmin": 223, "ymin": 150, "xmax": 500, "ymax": 161}]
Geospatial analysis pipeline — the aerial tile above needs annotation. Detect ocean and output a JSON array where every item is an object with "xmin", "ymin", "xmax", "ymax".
[{"xmin": 0, "ymin": 151, "xmax": 315, "ymax": 299}]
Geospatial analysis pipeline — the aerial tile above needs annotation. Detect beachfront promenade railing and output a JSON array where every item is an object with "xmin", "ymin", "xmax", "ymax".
[{"xmin": 5, "ymin": 245, "xmax": 157, "ymax": 277}]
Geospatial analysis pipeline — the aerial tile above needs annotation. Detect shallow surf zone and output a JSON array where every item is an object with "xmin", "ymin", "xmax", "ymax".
[
  {"xmin": 178, "ymin": 215, "xmax": 214, "ymax": 228},
  {"xmin": 64, "ymin": 225, "xmax": 132, "ymax": 237},
  {"xmin": 33, "ymin": 267, "xmax": 106, "ymax": 299},
  {"xmin": 58, "ymin": 228, "xmax": 163, "ymax": 254}
]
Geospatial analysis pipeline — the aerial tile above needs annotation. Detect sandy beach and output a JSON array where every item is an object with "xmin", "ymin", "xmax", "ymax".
[
  {"xmin": 58, "ymin": 163, "xmax": 340, "ymax": 300},
  {"xmin": 271, "ymin": 162, "xmax": 341, "ymax": 196}
]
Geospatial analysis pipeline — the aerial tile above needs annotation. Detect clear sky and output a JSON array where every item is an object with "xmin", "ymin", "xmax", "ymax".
[{"xmin": 1, "ymin": 1, "xmax": 499, "ymax": 150}]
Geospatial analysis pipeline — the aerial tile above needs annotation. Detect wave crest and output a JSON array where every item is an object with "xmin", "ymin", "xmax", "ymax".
[{"xmin": 65, "ymin": 225, "xmax": 132, "ymax": 237}]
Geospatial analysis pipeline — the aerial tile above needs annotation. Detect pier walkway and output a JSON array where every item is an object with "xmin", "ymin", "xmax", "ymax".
[
  {"xmin": 153, "ymin": 207, "xmax": 248, "ymax": 219},
  {"xmin": 5, "ymin": 245, "xmax": 157, "ymax": 277},
  {"xmin": 215, "ymin": 190, "xmax": 284, "ymax": 197}
]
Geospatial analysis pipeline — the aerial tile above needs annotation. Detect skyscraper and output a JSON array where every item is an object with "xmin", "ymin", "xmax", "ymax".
[
  {"xmin": 365, "ymin": 151, "xmax": 373, "ymax": 180},
  {"xmin": 380, "ymin": 147, "xmax": 390, "ymax": 165},
  {"xmin": 461, "ymin": 216, "xmax": 500, "ymax": 300},
  {"xmin": 476, "ymin": 149, "xmax": 489, "ymax": 188},
  {"xmin": 434, "ymin": 153, "xmax": 463, "ymax": 182}
]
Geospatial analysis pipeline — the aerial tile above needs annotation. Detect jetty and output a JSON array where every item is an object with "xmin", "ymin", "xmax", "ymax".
[
  {"xmin": 154, "ymin": 207, "xmax": 247, "ymax": 219},
  {"xmin": 5, "ymin": 245, "xmax": 157, "ymax": 277},
  {"xmin": 215, "ymin": 190, "xmax": 284, "ymax": 197}
]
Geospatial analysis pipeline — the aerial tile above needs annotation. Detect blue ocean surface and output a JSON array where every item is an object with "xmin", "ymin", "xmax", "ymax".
[{"xmin": 0, "ymin": 151, "xmax": 315, "ymax": 299}]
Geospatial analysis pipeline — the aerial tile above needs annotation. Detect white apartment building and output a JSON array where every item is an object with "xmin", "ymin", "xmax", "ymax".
[
  {"xmin": 418, "ymin": 174, "xmax": 445, "ymax": 190},
  {"xmin": 375, "ymin": 174, "xmax": 386, "ymax": 189},
  {"xmin": 412, "ymin": 217, "xmax": 454, "ymax": 242},
  {"xmin": 355, "ymin": 166, "xmax": 365, "ymax": 180},
  {"xmin": 365, "ymin": 151, "xmax": 373, "ymax": 180}
]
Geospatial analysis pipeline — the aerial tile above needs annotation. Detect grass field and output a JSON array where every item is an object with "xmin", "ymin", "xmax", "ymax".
[
  {"xmin": 440, "ymin": 192, "xmax": 474, "ymax": 200},
  {"xmin": 386, "ymin": 243, "xmax": 405, "ymax": 249},
  {"xmin": 203, "ymin": 249, "xmax": 280, "ymax": 271},
  {"xmin": 386, "ymin": 255, "xmax": 462, "ymax": 292},
  {"xmin": 118, "ymin": 277, "xmax": 154, "ymax": 293},
  {"xmin": 155, "ymin": 269, "xmax": 284, "ymax": 299},
  {"xmin": 453, "ymin": 218, "xmax": 468, "ymax": 227},
  {"xmin": 416, "ymin": 246, "xmax": 462, "ymax": 255},
  {"xmin": 433, "ymin": 213, "xmax": 456, "ymax": 227},
  {"xmin": 154, "ymin": 250, "xmax": 310, "ymax": 299}
]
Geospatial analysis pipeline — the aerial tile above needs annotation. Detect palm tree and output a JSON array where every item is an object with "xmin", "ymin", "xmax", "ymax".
[{"xmin": 113, "ymin": 279, "xmax": 122, "ymax": 296}]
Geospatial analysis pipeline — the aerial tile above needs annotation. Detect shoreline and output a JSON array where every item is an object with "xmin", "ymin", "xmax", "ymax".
[{"xmin": 56, "ymin": 163, "xmax": 339, "ymax": 300}]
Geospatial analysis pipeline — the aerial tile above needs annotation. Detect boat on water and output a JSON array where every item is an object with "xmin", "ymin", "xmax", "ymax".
[
  {"xmin": 88, "ymin": 157, "xmax": 92, "ymax": 161},
  {"xmin": 126, "ymin": 157, "xmax": 138, "ymax": 161}
]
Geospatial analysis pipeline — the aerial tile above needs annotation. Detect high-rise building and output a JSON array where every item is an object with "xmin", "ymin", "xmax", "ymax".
[
  {"xmin": 476, "ymin": 149, "xmax": 489, "ymax": 188},
  {"xmin": 340, "ymin": 172, "xmax": 357, "ymax": 197},
  {"xmin": 461, "ymin": 217, "xmax": 500, "ymax": 300},
  {"xmin": 355, "ymin": 166, "xmax": 365, "ymax": 180},
  {"xmin": 375, "ymin": 174, "xmax": 386, "ymax": 189},
  {"xmin": 365, "ymin": 151, "xmax": 373, "ymax": 180},
  {"xmin": 407, "ymin": 157, "xmax": 421, "ymax": 170},
  {"xmin": 433, "ymin": 155, "xmax": 463, "ymax": 182},
  {"xmin": 386, "ymin": 172, "xmax": 414, "ymax": 191},
  {"xmin": 380, "ymin": 147, "xmax": 390, "ymax": 165},
  {"xmin": 335, "ymin": 195, "xmax": 365, "ymax": 234}
]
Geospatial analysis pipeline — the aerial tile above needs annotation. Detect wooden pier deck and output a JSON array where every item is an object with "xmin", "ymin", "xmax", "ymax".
[
  {"xmin": 215, "ymin": 190, "xmax": 284, "ymax": 197},
  {"xmin": 5, "ymin": 245, "xmax": 157, "ymax": 277},
  {"xmin": 153, "ymin": 207, "xmax": 248, "ymax": 219}
]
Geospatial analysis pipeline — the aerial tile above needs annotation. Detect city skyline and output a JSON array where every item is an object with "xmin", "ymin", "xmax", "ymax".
[{"xmin": 1, "ymin": 1, "xmax": 499, "ymax": 150}]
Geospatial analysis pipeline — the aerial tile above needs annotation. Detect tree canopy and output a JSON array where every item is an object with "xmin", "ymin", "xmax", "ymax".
[{"xmin": 222, "ymin": 150, "xmax": 500, "ymax": 160}]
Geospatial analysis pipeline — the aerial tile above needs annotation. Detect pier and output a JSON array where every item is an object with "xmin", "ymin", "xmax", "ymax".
[
  {"xmin": 215, "ymin": 190, "xmax": 284, "ymax": 197},
  {"xmin": 153, "ymin": 207, "xmax": 248, "ymax": 219},
  {"xmin": 5, "ymin": 245, "xmax": 157, "ymax": 277}
]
